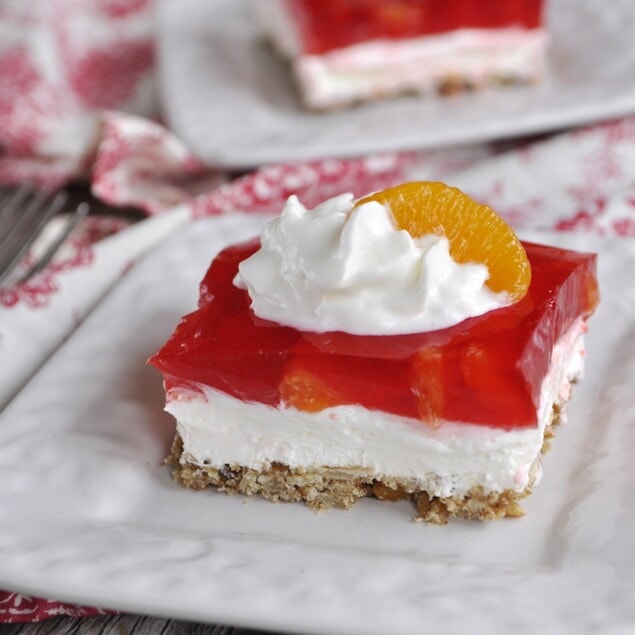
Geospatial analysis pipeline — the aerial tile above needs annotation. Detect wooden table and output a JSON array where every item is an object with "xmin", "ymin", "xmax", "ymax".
[{"xmin": 4, "ymin": 615, "xmax": 274, "ymax": 634}]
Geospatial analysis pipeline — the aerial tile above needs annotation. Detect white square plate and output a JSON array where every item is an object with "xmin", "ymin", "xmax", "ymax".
[
  {"xmin": 1, "ymin": 215, "xmax": 634, "ymax": 634},
  {"xmin": 158, "ymin": 0, "xmax": 635, "ymax": 167}
]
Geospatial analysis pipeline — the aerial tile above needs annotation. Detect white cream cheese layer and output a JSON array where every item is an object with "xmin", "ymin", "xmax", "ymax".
[
  {"xmin": 234, "ymin": 193, "xmax": 511, "ymax": 335},
  {"xmin": 166, "ymin": 319, "xmax": 587, "ymax": 499},
  {"xmin": 295, "ymin": 29, "xmax": 546, "ymax": 109},
  {"xmin": 253, "ymin": 0, "xmax": 546, "ymax": 109}
]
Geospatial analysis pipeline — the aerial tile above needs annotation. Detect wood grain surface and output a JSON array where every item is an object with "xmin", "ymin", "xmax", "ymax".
[{"xmin": 2, "ymin": 615, "xmax": 274, "ymax": 634}]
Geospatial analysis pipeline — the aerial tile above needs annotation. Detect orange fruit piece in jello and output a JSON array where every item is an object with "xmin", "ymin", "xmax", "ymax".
[
  {"xmin": 409, "ymin": 346, "xmax": 445, "ymax": 427},
  {"xmin": 355, "ymin": 181, "xmax": 531, "ymax": 301},
  {"xmin": 280, "ymin": 363, "xmax": 350, "ymax": 413}
]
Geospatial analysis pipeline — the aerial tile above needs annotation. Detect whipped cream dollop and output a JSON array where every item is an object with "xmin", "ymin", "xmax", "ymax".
[{"xmin": 234, "ymin": 193, "xmax": 512, "ymax": 335}]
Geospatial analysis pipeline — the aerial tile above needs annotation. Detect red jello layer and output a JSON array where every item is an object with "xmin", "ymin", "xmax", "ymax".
[
  {"xmin": 150, "ymin": 240, "xmax": 598, "ymax": 430},
  {"xmin": 288, "ymin": 0, "xmax": 546, "ymax": 56}
]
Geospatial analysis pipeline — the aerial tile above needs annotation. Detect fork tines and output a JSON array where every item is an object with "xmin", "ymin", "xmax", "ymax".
[{"xmin": 0, "ymin": 184, "xmax": 88, "ymax": 290}]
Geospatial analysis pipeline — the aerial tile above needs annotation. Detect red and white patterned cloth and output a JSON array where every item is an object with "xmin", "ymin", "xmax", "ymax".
[
  {"xmin": 0, "ymin": 593, "xmax": 113, "ymax": 623},
  {"xmin": 3, "ymin": 0, "xmax": 635, "ymax": 625},
  {"xmin": 0, "ymin": 0, "xmax": 155, "ymax": 187}
]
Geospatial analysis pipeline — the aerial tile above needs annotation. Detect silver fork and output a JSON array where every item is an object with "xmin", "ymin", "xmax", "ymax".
[{"xmin": 0, "ymin": 184, "xmax": 90, "ymax": 290}]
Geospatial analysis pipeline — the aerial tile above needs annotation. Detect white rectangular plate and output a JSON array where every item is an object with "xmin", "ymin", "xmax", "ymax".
[
  {"xmin": 158, "ymin": 0, "xmax": 635, "ymax": 167},
  {"xmin": 1, "ymin": 215, "xmax": 634, "ymax": 634}
]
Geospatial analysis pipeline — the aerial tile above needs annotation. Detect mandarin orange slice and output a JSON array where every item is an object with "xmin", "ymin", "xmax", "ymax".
[
  {"xmin": 280, "ymin": 364, "xmax": 349, "ymax": 413},
  {"xmin": 409, "ymin": 346, "xmax": 445, "ymax": 427},
  {"xmin": 355, "ymin": 181, "xmax": 531, "ymax": 301}
]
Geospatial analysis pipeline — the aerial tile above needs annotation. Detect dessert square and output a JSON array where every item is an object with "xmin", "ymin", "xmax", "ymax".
[
  {"xmin": 255, "ymin": 0, "xmax": 548, "ymax": 109},
  {"xmin": 150, "ymin": 183, "xmax": 598, "ymax": 523}
]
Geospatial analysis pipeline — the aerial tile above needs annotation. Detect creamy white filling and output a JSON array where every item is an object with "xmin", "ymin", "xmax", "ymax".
[
  {"xmin": 296, "ymin": 29, "xmax": 547, "ymax": 108},
  {"xmin": 235, "ymin": 193, "xmax": 511, "ymax": 335},
  {"xmin": 253, "ymin": 0, "xmax": 546, "ymax": 109},
  {"xmin": 166, "ymin": 318, "xmax": 587, "ymax": 499}
]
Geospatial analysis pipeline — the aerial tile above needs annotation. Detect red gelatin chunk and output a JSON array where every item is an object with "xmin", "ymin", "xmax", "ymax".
[
  {"xmin": 288, "ymin": 0, "xmax": 546, "ymax": 55},
  {"xmin": 150, "ymin": 240, "xmax": 598, "ymax": 430}
]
